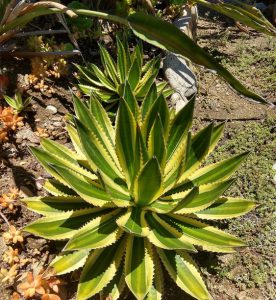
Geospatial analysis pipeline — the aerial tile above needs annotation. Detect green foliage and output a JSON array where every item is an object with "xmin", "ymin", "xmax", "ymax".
[
  {"xmin": 221, "ymin": 37, "xmax": 276, "ymax": 92},
  {"xmin": 4, "ymin": 91, "xmax": 32, "ymax": 113},
  {"xmin": 76, "ymin": 37, "xmax": 171, "ymax": 103},
  {"xmin": 127, "ymin": 12, "xmax": 268, "ymax": 104},
  {"xmin": 24, "ymin": 83, "xmax": 255, "ymax": 300},
  {"xmin": 0, "ymin": 0, "xmax": 10, "ymax": 21},
  {"xmin": 67, "ymin": 1, "xmax": 93, "ymax": 32},
  {"xmin": 195, "ymin": 0, "xmax": 276, "ymax": 37},
  {"xmin": 0, "ymin": 2, "xmax": 272, "ymax": 103}
]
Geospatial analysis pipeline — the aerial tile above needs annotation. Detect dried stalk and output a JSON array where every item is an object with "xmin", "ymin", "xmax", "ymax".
[
  {"xmin": 14, "ymin": 29, "xmax": 67, "ymax": 38},
  {"xmin": 0, "ymin": 49, "xmax": 81, "ymax": 58},
  {"xmin": 0, "ymin": 210, "xmax": 10, "ymax": 227},
  {"xmin": 0, "ymin": 0, "xmax": 18, "ymax": 26},
  {"xmin": 21, "ymin": 1, "xmax": 77, "ymax": 19}
]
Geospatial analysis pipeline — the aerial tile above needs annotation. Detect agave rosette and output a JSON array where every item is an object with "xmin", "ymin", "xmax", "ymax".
[
  {"xmin": 24, "ymin": 83, "xmax": 255, "ymax": 300},
  {"xmin": 76, "ymin": 37, "xmax": 171, "ymax": 103}
]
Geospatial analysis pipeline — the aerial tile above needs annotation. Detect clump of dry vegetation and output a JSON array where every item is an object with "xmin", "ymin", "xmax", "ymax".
[
  {"xmin": 16, "ymin": 270, "xmax": 63, "ymax": 300},
  {"xmin": 0, "ymin": 185, "xmax": 65, "ymax": 300},
  {"xmin": 0, "ymin": 188, "xmax": 22, "ymax": 212},
  {"xmin": 22, "ymin": 36, "xmax": 69, "ymax": 94}
]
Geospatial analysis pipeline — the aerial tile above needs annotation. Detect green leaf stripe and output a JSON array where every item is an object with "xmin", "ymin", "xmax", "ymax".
[
  {"xmin": 157, "ymin": 249, "xmax": 210, "ymax": 300},
  {"xmin": 125, "ymin": 236, "xmax": 154, "ymax": 300},
  {"xmin": 64, "ymin": 209, "xmax": 123, "ymax": 250}
]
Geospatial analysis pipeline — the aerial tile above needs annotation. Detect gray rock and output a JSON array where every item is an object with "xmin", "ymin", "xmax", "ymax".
[
  {"xmin": 46, "ymin": 105, "xmax": 58, "ymax": 114},
  {"xmin": 16, "ymin": 127, "xmax": 40, "ymax": 144},
  {"xmin": 53, "ymin": 121, "xmax": 63, "ymax": 127},
  {"xmin": 51, "ymin": 116, "xmax": 62, "ymax": 121},
  {"xmin": 35, "ymin": 177, "xmax": 44, "ymax": 190},
  {"xmin": 163, "ymin": 7, "xmax": 198, "ymax": 111},
  {"xmin": 26, "ymin": 237, "xmax": 47, "ymax": 249},
  {"xmin": 164, "ymin": 53, "xmax": 197, "ymax": 97},
  {"xmin": 169, "ymin": 92, "xmax": 189, "ymax": 112}
]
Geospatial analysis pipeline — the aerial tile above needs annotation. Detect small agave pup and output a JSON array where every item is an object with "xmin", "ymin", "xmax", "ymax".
[
  {"xmin": 23, "ymin": 83, "xmax": 255, "ymax": 300},
  {"xmin": 76, "ymin": 37, "xmax": 171, "ymax": 103}
]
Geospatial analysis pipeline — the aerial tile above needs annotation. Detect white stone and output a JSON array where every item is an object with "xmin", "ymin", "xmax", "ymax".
[
  {"xmin": 170, "ymin": 93, "xmax": 189, "ymax": 112},
  {"xmin": 164, "ymin": 53, "xmax": 197, "ymax": 99},
  {"xmin": 16, "ymin": 127, "xmax": 40, "ymax": 143},
  {"xmin": 46, "ymin": 105, "xmax": 58, "ymax": 114}
]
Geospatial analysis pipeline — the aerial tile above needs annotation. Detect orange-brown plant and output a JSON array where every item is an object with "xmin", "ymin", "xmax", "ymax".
[
  {"xmin": 0, "ymin": 188, "xmax": 22, "ymax": 211},
  {"xmin": 3, "ymin": 225, "xmax": 24, "ymax": 244},
  {"xmin": 0, "ymin": 107, "xmax": 23, "ymax": 142},
  {"xmin": 17, "ymin": 270, "xmax": 63, "ymax": 300}
]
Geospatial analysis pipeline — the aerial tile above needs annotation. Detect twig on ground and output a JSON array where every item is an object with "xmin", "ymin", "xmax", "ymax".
[
  {"xmin": 0, "ymin": 210, "xmax": 10, "ymax": 227},
  {"xmin": 14, "ymin": 30, "xmax": 67, "ymax": 38}
]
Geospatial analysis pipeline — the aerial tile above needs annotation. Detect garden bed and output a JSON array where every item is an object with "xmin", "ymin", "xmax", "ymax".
[{"xmin": 0, "ymin": 11, "xmax": 275, "ymax": 300}]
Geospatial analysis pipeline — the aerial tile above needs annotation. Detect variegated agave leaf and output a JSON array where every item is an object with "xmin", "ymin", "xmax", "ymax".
[
  {"xmin": 24, "ymin": 84, "xmax": 255, "ymax": 300},
  {"xmin": 76, "ymin": 35, "xmax": 172, "ymax": 104}
]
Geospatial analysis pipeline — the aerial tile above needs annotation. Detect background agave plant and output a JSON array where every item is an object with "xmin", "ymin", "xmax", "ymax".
[
  {"xmin": 0, "ymin": 1, "xmax": 272, "ymax": 103},
  {"xmin": 76, "ymin": 37, "xmax": 171, "ymax": 103},
  {"xmin": 24, "ymin": 84, "xmax": 256, "ymax": 300}
]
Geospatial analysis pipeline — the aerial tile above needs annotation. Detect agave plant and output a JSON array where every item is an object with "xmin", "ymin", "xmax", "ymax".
[
  {"xmin": 4, "ymin": 91, "xmax": 32, "ymax": 113},
  {"xmin": 76, "ymin": 37, "xmax": 171, "ymax": 103},
  {"xmin": 0, "ymin": 1, "xmax": 272, "ymax": 103},
  {"xmin": 24, "ymin": 83, "xmax": 255, "ymax": 300}
]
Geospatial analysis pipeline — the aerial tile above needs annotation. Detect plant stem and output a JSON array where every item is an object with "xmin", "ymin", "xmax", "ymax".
[
  {"xmin": 74, "ymin": 9, "xmax": 128, "ymax": 26},
  {"xmin": 14, "ymin": 29, "xmax": 67, "ymax": 38},
  {"xmin": 0, "ymin": 8, "xmax": 128, "ymax": 36}
]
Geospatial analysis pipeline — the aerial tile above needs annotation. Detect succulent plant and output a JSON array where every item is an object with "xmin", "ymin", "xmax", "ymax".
[
  {"xmin": 0, "ymin": 106, "xmax": 24, "ymax": 142},
  {"xmin": 4, "ymin": 91, "xmax": 32, "ymax": 113},
  {"xmin": 76, "ymin": 37, "xmax": 171, "ymax": 103},
  {"xmin": 24, "ymin": 84, "xmax": 255, "ymax": 300}
]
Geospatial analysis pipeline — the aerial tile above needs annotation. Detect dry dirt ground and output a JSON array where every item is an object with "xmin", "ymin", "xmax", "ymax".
[{"xmin": 0, "ymin": 13, "xmax": 275, "ymax": 300}]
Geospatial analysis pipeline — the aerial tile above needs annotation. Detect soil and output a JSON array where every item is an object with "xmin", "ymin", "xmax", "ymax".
[{"xmin": 0, "ymin": 11, "xmax": 275, "ymax": 300}]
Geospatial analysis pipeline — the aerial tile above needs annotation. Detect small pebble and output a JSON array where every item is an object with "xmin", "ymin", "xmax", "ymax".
[
  {"xmin": 53, "ymin": 121, "xmax": 63, "ymax": 127},
  {"xmin": 26, "ymin": 237, "xmax": 47, "ymax": 249},
  {"xmin": 47, "ymin": 125, "xmax": 55, "ymax": 130},
  {"xmin": 46, "ymin": 105, "xmax": 58, "ymax": 114},
  {"xmin": 16, "ymin": 127, "xmax": 40, "ymax": 144},
  {"xmin": 52, "ymin": 116, "xmax": 62, "ymax": 121},
  {"xmin": 35, "ymin": 177, "xmax": 44, "ymax": 190}
]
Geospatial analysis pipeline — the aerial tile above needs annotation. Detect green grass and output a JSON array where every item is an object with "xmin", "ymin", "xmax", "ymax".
[
  {"xmin": 196, "ymin": 15, "xmax": 275, "ymax": 299},
  {"xmin": 203, "ymin": 117, "xmax": 276, "ymax": 298},
  {"xmin": 221, "ymin": 36, "xmax": 276, "ymax": 93}
]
